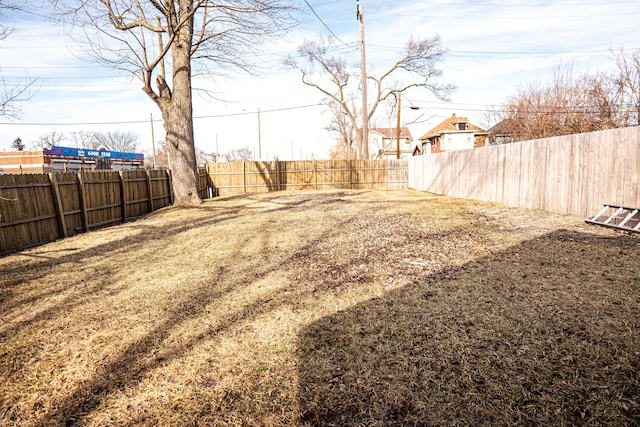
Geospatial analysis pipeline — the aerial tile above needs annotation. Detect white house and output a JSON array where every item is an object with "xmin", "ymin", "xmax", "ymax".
[{"xmin": 369, "ymin": 127, "xmax": 414, "ymax": 159}]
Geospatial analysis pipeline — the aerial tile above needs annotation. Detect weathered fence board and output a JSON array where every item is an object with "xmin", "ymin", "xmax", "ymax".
[
  {"xmin": 206, "ymin": 159, "xmax": 409, "ymax": 195},
  {"xmin": 1, "ymin": 169, "xmax": 174, "ymax": 254},
  {"xmin": 409, "ymin": 126, "xmax": 640, "ymax": 218}
]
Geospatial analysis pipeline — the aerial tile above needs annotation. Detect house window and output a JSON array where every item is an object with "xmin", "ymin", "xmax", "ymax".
[{"xmin": 458, "ymin": 122, "xmax": 467, "ymax": 131}]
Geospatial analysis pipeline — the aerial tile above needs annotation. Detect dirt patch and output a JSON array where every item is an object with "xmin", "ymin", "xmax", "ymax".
[{"xmin": 0, "ymin": 190, "xmax": 638, "ymax": 426}]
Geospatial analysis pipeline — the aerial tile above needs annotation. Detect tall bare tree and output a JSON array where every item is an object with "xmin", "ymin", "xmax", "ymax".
[
  {"xmin": 285, "ymin": 36, "xmax": 454, "ymax": 159},
  {"xmin": 53, "ymin": 0, "xmax": 294, "ymax": 203}
]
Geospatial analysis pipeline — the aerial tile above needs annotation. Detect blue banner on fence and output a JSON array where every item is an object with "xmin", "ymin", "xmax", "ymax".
[{"xmin": 45, "ymin": 146, "xmax": 144, "ymax": 161}]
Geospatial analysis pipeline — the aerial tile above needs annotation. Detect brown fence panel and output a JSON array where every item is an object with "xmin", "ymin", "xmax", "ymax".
[
  {"xmin": 1, "ymin": 169, "xmax": 175, "ymax": 254},
  {"xmin": 198, "ymin": 168, "xmax": 212, "ymax": 199},
  {"xmin": 281, "ymin": 160, "xmax": 316, "ymax": 191},
  {"xmin": 206, "ymin": 159, "xmax": 409, "ymax": 195},
  {"xmin": 317, "ymin": 160, "xmax": 350, "ymax": 189},
  {"xmin": 386, "ymin": 159, "xmax": 409, "ymax": 190},
  {"xmin": 207, "ymin": 162, "xmax": 244, "ymax": 194},
  {"xmin": 121, "ymin": 170, "xmax": 150, "ymax": 220},
  {"xmin": 245, "ymin": 161, "xmax": 279, "ymax": 193},
  {"xmin": 54, "ymin": 172, "xmax": 84, "ymax": 236},
  {"xmin": 80, "ymin": 171, "xmax": 123, "ymax": 230},
  {"xmin": 150, "ymin": 169, "xmax": 173, "ymax": 209},
  {"xmin": 0, "ymin": 174, "xmax": 61, "ymax": 253}
]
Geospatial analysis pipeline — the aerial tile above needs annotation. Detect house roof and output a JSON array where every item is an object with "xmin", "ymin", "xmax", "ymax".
[
  {"xmin": 488, "ymin": 118, "xmax": 516, "ymax": 135},
  {"xmin": 370, "ymin": 127, "xmax": 413, "ymax": 140},
  {"xmin": 419, "ymin": 114, "xmax": 486, "ymax": 141}
]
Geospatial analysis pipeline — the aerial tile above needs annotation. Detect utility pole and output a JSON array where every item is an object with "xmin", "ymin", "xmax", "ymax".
[
  {"xmin": 257, "ymin": 108, "xmax": 262, "ymax": 160},
  {"xmin": 150, "ymin": 113, "xmax": 157, "ymax": 168},
  {"xmin": 357, "ymin": 0, "xmax": 369, "ymax": 159},
  {"xmin": 396, "ymin": 93, "xmax": 401, "ymax": 159}
]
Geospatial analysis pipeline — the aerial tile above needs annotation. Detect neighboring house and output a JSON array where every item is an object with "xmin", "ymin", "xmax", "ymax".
[
  {"xmin": 487, "ymin": 119, "xmax": 516, "ymax": 145},
  {"xmin": 417, "ymin": 114, "xmax": 488, "ymax": 154},
  {"xmin": 369, "ymin": 127, "xmax": 414, "ymax": 159}
]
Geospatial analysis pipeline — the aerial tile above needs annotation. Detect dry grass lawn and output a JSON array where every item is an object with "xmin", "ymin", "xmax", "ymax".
[{"xmin": 0, "ymin": 190, "xmax": 638, "ymax": 426}]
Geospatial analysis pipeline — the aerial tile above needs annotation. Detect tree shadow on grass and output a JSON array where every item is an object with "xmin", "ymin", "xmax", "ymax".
[
  {"xmin": 0, "ymin": 190, "xmax": 348, "ymax": 323},
  {"xmin": 298, "ymin": 230, "xmax": 640, "ymax": 426},
  {"xmin": 0, "ymin": 192, "xmax": 366, "ymax": 425},
  {"xmin": 23, "ymin": 212, "xmax": 366, "ymax": 426}
]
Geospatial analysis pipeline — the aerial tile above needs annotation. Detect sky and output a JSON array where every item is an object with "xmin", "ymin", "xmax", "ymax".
[{"xmin": 0, "ymin": 0, "xmax": 639, "ymax": 160}]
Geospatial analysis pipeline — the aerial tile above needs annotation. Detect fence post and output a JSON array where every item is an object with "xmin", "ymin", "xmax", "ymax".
[
  {"xmin": 384, "ymin": 159, "xmax": 388, "ymax": 189},
  {"xmin": 77, "ymin": 172, "xmax": 89, "ymax": 232},
  {"xmin": 49, "ymin": 173, "xmax": 68, "ymax": 238},
  {"xmin": 167, "ymin": 169, "xmax": 174, "ymax": 205},
  {"xmin": 242, "ymin": 161, "xmax": 247, "ymax": 194},
  {"xmin": 119, "ymin": 171, "xmax": 127, "ymax": 223},
  {"xmin": 314, "ymin": 159, "xmax": 318, "ymax": 190},
  {"xmin": 146, "ymin": 169, "xmax": 154, "ymax": 212}
]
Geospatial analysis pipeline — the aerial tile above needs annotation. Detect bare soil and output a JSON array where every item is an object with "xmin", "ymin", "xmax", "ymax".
[{"xmin": 0, "ymin": 190, "xmax": 638, "ymax": 426}]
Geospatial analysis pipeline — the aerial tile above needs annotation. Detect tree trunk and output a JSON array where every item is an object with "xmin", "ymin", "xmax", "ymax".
[{"xmin": 156, "ymin": 0, "xmax": 201, "ymax": 204}]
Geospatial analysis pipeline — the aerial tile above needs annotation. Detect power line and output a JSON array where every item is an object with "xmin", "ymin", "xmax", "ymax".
[
  {"xmin": 0, "ymin": 104, "xmax": 323, "ymax": 127},
  {"xmin": 394, "ymin": 0, "xmax": 638, "ymax": 6},
  {"xmin": 369, "ymin": 9, "xmax": 640, "ymax": 20},
  {"xmin": 302, "ymin": 0, "xmax": 348, "ymax": 46}
]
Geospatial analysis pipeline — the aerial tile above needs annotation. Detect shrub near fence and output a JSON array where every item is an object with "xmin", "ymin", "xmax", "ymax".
[
  {"xmin": 206, "ymin": 159, "xmax": 408, "ymax": 195},
  {"xmin": 0, "ymin": 169, "xmax": 174, "ymax": 254}
]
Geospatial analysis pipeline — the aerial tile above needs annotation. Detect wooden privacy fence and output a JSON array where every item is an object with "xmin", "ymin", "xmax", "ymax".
[
  {"xmin": 408, "ymin": 126, "xmax": 640, "ymax": 218},
  {"xmin": 206, "ymin": 159, "xmax": 408, "ymax": 195},
  {"xmin": 0, "ymin": 169, "xmax": 174, "ymax": 254}
]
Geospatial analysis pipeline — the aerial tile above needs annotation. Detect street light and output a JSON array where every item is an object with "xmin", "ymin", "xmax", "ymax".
[{"xmin": 396, "ymin": 94, "xmax": 420, "ymax": 159}]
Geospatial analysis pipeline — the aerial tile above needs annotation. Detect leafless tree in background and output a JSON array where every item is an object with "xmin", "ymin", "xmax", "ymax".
[
  {"xmin": 0, "ymin": 0, "xmax": 36, "ymax": 118},
  {"xmin": 325, "ymin": 98, "xmax": 357, "ymax": 159},
  {"xmin": 146, "ymin": 140, "xmax": 169, "ymax": 168},
  {"xmin": 285, "ymin": 35, "xmax": 454, "ymax": 159},
  {"xmin": 226, "ymin": 146, "xmax": 253, "ymax": 161},
  {"xmin": 488, "ymin": 53, "xmax": 640, "ymax": 142},
  {"xmin": 611, "ymin": 48, "xmax": 640, "ymax": 127},
  {"xmin": 30, "ymin": 130, "xmax": 64, "ymax": 149},
  {"xmin": 10, "ymin": 136, "xmax": 24, "ymax": 150},
  {"xmin": 93, "ymin": 130, "xmax": 139, "ymax": 152},
  {"xmin": 52, "ymin": 0, "xmax": 295, "ymax": 203},
  {"xmin": 70, "ymin": 130, "xmax": 101, "ymax": 149}
]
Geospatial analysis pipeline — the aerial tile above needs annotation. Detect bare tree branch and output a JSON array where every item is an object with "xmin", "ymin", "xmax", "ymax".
[
  {"xmin": 51, "ymin": 0, "xmax": 296, "ymax": 203},
  {"xmin": 285, "ymin": 35, "xmax": 454, "ymax": 158}
]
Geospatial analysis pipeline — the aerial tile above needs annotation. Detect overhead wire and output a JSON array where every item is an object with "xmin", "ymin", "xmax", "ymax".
[
  {"xmin": 301, "ymin": 0, "xmax": 348, "ymax": 46},
  {"xmin": 0, "ymin": 103, "xmax": 324, "ymax": 127}
]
